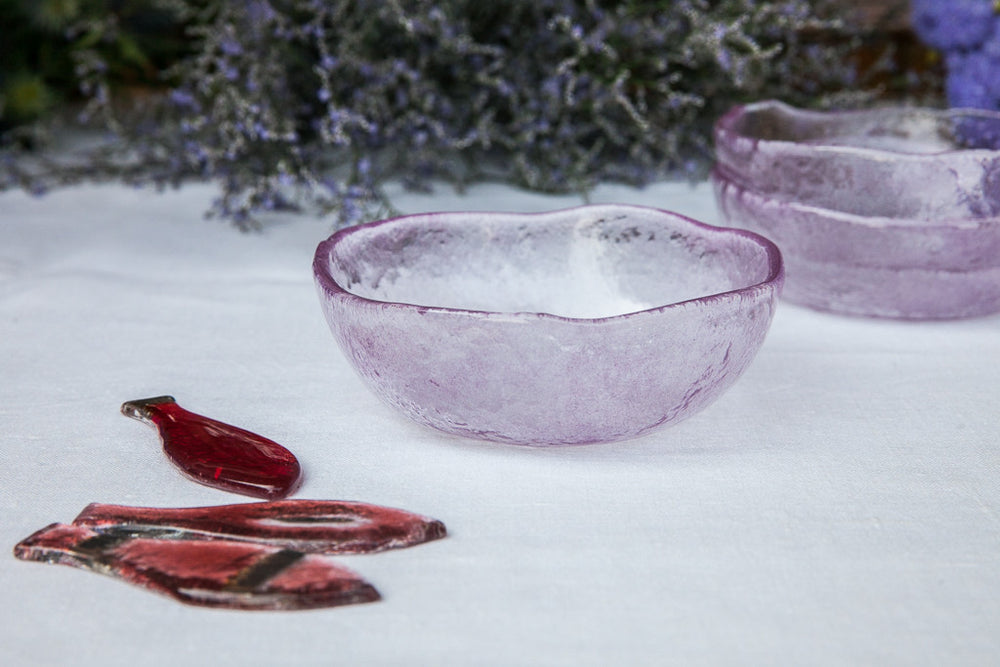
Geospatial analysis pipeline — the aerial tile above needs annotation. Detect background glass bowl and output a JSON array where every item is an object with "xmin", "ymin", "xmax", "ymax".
[
  {"xmin": 313, "ymin": 205, "xmax": 783, "ymax": 445},
  {"xmin": 712, "ymin": 167, "xmax": 1000, "ymax": 320},
  {"xmin": 714, "ymin": 100, "xmax": 1000, "ymax": 221}
]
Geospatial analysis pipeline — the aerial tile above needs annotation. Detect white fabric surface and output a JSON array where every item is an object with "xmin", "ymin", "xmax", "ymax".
[{"xmin": 1, "ymin": 180, "xmax": 998, "ymax": 666}]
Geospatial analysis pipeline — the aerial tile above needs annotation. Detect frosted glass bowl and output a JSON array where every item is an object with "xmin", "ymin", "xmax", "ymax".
[
  {"xmin": 714, "ymin": 100, "xmax": 1000, "ymax": 220},
  {"xmin": 712, "ymin": 167, "xmax": 1000, "ymax": 320},
  {"xmin": 313, "ymin": 205, "xmax": 783, "ymax": 445}
]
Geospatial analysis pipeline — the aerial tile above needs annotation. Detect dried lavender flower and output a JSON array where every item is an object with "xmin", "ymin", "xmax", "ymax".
[{"xmin": 2, "ymin": 0, "xmax": 866, "ymax": 229}]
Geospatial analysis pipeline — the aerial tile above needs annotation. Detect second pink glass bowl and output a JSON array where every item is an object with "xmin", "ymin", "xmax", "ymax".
[
  {"xmin": 314, "ymin": 205, "xmax": 783, "ymax": 446},
  {"xmin": 713, "ymin": 100, "xmax": 1000, "ymax": 319},
  {"xmin": 712, "ymin": 168, "xmax": 1000, "ymax": 319},
  {"xmin": 714, "ymin": 100, "xmax": 1000, "ymax": 220}
]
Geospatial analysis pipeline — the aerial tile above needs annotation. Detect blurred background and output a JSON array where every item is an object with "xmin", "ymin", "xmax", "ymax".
[{"xmin": 0, "ymin": 0, "xmax": 990, "ymax": 228}]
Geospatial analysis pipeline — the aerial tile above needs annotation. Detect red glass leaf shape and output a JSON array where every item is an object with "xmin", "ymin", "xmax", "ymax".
[
  {"xmin": 121, "ymin": 396, "xmax": 302, "ymax": 500},
  {"xmin": 74, "ymin": 499, "xmax": 447, "ymax": 554},
  {"xmin": 13, "ymin": 523, "xmax": 379, "ymax": 611}
]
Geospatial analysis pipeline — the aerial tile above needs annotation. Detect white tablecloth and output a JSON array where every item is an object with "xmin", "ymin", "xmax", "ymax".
[{"xmin": 2, "ymin": 180, "xmax": 998, "ymax": 666}]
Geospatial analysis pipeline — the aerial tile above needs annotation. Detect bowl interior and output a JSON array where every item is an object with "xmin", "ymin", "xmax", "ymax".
[
  {"xmin": 730, "ymin": 102, "xmax": 1000, "ymax": 153},
  {"xmin": 323, "ymin": 207, "xmax": 774, "ymax": 319}
]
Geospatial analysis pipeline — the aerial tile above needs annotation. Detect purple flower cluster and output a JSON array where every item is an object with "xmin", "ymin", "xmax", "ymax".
[
  {"xmin": 912, "ymin": 0, "xmax": 1000, "ymax": 111},
  {"xmin": 911, "ymin": 0, "xmax": 995, "ymax": 51}
]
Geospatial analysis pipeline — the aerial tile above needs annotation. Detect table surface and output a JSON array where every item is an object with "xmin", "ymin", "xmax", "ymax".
[{"xmin": 1, "ymin": 180, "xmax": 998, "ymax": 666}]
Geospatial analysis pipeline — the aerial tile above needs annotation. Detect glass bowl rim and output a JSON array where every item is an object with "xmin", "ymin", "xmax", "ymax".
[
  {"xmin": 711, "ymin": 165, "xmax": 1000, "ymax": 233},
  {"xmin": 313, "ymin": 204, "xmax": 784, "ymax": 324},
  {"xmin": 715, "ymin": 99, "xmax": 1000, "ymax": 160}
]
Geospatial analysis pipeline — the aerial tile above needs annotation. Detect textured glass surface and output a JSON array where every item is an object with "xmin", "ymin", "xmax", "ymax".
[
  {"xmin": 313, "ymin": 205, "xmax": 783, "ymax": 445},
  {"xmin": 714, "ymin": 100, "xmax": 1000, "ymax": 220},
  {"xmin": 711, "ymin": 168, "xmax": 1000, "ymax": 320}
]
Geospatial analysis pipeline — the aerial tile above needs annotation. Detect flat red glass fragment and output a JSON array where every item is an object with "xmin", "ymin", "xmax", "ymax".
[
  {"xmin": 74, "ymin": 499, "xmax": 447, "ymax": 554},
  {"xmin": 14, "ymin": 500, "xmax": 446, "ymax": 610},
  {"xmin": 14, "ymin": 523, "xmax": 379, "ymax": 611},
  {"xmin": 121, "ymin": 396, "xmax": 302, "ymax": 500}
]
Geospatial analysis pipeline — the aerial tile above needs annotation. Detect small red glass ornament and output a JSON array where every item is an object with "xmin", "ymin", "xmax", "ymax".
[{"xmin": 121, "ymin": 396, "xmax": 301, "ymax": 500}]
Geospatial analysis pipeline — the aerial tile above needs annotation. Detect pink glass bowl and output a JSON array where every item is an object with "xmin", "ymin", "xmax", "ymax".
[
  {"xmin": 712, "ymin": 167, "xmax": 1000, "ymax": 320},
  {"xmin": 313, "ymin": 205, "xmax": 783, "ymax": 445},
  {"xmin": 714, "ymin": 100, "xmax": 1000, "ymax": 220}
]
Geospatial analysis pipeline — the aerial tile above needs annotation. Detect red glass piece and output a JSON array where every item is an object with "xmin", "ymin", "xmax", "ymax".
[
  {"xmin": 13, "ymin": 523, "xmax": 380, "ymax": 611},
  {"xmin": 121, "ymin": 396, "xmax": 302, "ymax": 500},
  {"xmin": 73, "ymin": 499, "xmax": 447, "ymax": 554}
]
